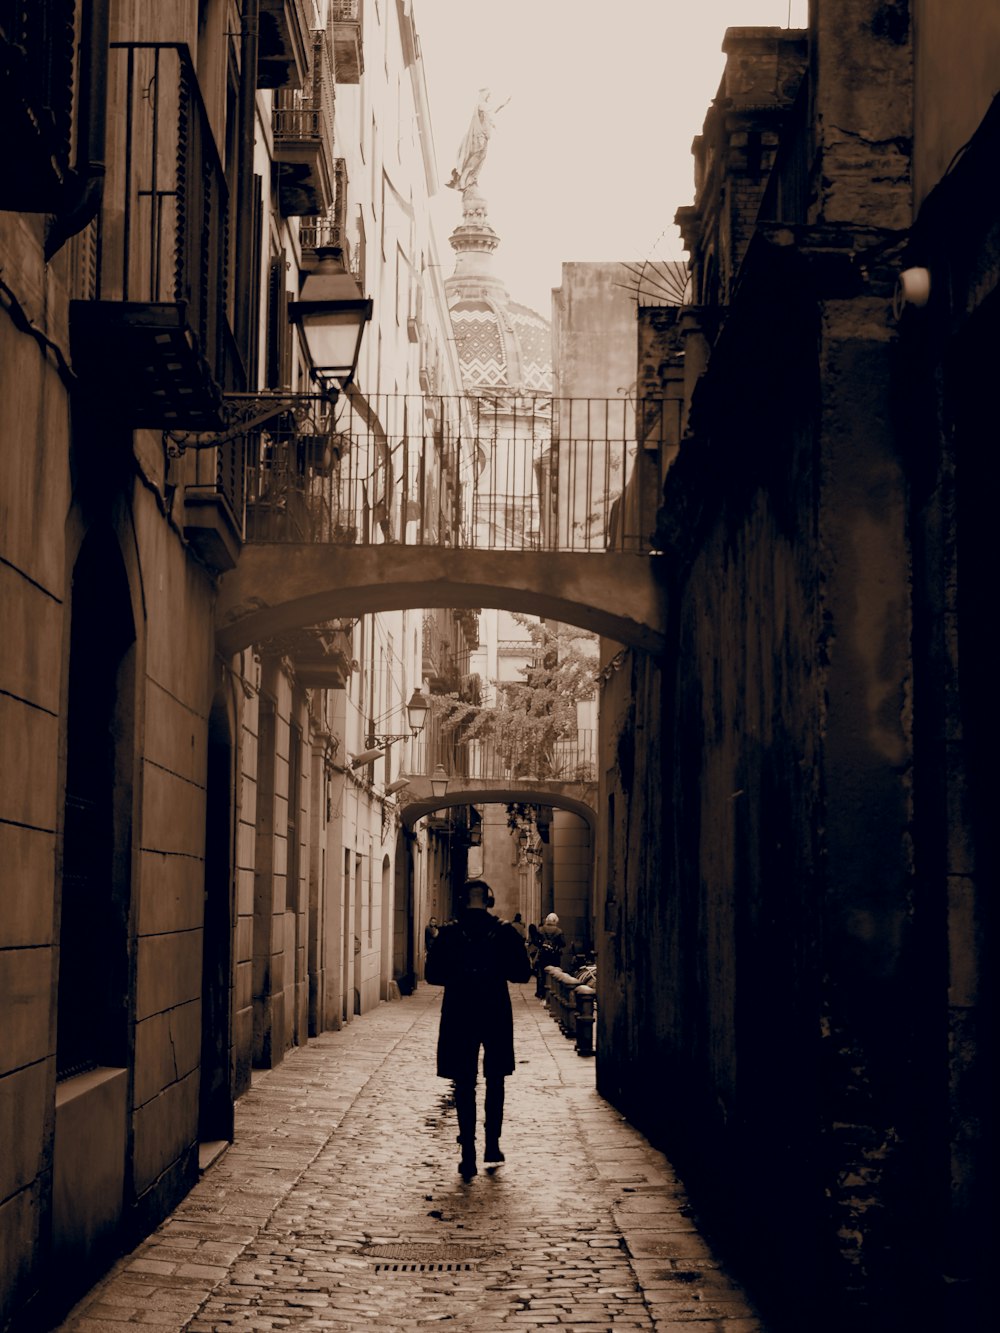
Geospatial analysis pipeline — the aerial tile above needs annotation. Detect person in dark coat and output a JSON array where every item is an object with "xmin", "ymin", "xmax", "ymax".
[
  {"xmin": 425, "ymin": 878, "xmax": 531, "ymax": 1178},
  {"xmin": 533, "ymin": 912, "xmax": 565, "ymax": 997}
]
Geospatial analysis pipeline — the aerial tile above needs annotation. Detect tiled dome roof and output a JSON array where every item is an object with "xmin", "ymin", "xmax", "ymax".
[
  {"xmin": 450, "ymin": 298, "xmax": 508, "ymax": 389},
  {"xmin": 449, "ymin": 296, "xmax": 552, "ymax": 392},
  {"xmin": 507, "ymin": 302, "xmax": 552, "ymax": 392}
]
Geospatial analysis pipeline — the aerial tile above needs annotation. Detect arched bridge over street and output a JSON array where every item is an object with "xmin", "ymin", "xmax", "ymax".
[
  {"xmin": 216, "ymin": 546, "xmax": 666, "ymax": 656},
  {"xmin": 398, "ymin": 776, "xmax": 597, "ymax": 830},
  {"xmin": 213, "ymin": 391, "xmax": 672, "ymax": 656}
]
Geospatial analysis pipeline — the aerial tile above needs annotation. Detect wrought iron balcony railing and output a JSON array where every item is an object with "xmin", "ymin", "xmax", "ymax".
[
  {"xmin": 413, "ymin": 730, "xmax": 597, "ymax": 786},
  {"xmin": 300, "ymin": 158, "xmax": 350, "ymax": 267},
  {"xmin": 258, "ymin": 0, "xmax": 312, "ymax": 90},
  {"xmin": 0, "ymin": 0, "xmax": 75, "ymax": 211},
  {"xmin": 273, "ymin": 27, "xmax": 336, "ymax": 216},
  {"xmin": 69, "ymin": 43, "xmax": 241, "ymax": 429},
  {"xmin": 330, "ymin": 0, "xmax": 363, "ymax": 83},
  {"xmin": 245, "ymin": 392, "xmax": 675, "ymax": 552}
]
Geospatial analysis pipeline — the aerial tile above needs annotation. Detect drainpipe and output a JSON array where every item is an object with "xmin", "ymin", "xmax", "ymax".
[
  {"xmin": 45, "ymin": 0, "xmax": 110, "ymax": 261},
  {"xmin": 234, "ymin": 0, "xmax": 260, "ymax": 375}
]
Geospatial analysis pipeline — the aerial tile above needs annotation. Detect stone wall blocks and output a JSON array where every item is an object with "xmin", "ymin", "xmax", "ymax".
[
  {"xmin": 0, "ymin": 696, "xmax": 59, "ymax": 831},
  {"xmin": 0, "ymin": 824, "xmax": 56, "ymax": 948},
  {"xmin": 141, "ymin": 762, "xmax": 206, "ymax": 859},
  {"xmin": 131, "ymin": 1071, "xmax": 199, "ymax": 1198},
  {"xmin": 135, "ymin": 931, "xmax": 202, "ymax": 1023},
  {"xmin": 144, "ymin": 680, "xmax": 208, "ymax": 787},
  {"xmin": 0, "ymin": 564, "xmax": 63, "ymax": 716},
  {"xmin": 235, "ymin": 959, "xmax": 253, "ymax": 1011},
  {"xmin": 0, "ymin": 949, "xmax": 54, "ymax": 1078},
  {"xmin": 137, "ymin": 852, "xmax": 204, "ymax": 937},
  {"xmin": 0, "ymin": 1060, "xmax": 54, "ymax": 1201},
  {"xmin": 0, "ymin": 1179, "xmax": 44, "ymax": 1331},
  {"xmin": 133, "ymin": 1001, "xmax": 201, "ymax": 1108}
]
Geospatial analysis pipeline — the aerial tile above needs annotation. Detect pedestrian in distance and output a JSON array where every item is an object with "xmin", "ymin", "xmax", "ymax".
[
  {"xmin": 534, "ymin": 912, "xmax": 565, "ymax": 997},
  {"xmin": 511, "ymin": 912, "xmax": 527, "ymax": 941},
  {"xmin": 424, "ymin": 916, "xmax": 439, "ymax": 954},
  {"xmin": 425, "ymin": 879, "xmax": 532, "ymax": 1179}
]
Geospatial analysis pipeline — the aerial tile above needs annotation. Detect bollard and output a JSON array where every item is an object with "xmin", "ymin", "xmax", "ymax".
[
  {"xmin": 552, "ymin": 970, "xmax": 567, "ymax": 1027},
  {"xmin": 551, "ymin": 970, "xmax": 569, "ymax": 1029},
  {"xmin": 562, "ymin": 977, "xmax": 583, "ymax": 1037},
  {"xmin": 550, "ymin": 969, "xmax": 566, "ymax": 1025},
  {"xmin": 543, "ymin": 965, "xmax": 559, "ymax": 1014},
  {"xmin": 574, "ymin": 985, "xmax": 596, "ymax": 1056}
]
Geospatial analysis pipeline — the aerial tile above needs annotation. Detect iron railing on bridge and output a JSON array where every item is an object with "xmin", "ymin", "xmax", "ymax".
[
  {"xmin": 413, "ymin": 729, "xmax": 597, "ymax": 786},
  {"xmin": 245, "ymin": 393, "xmax": 677, "ymax": 553}
]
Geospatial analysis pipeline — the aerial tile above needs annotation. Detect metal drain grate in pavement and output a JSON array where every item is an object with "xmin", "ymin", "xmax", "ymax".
[
  {"xmin": 362, "ymin": 1242, "xmax": 497, "ymax": 1273},
  {"xmin": 374, "ymin": 1260, "xmax": 474, "ymax": 1273}
]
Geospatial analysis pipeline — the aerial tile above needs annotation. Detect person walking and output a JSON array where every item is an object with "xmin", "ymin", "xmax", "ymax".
[
  {"xmin": 533, "ymin": 912, "xmax": 565, "ymax": 998},
  {"xmin": 425, "ymin": 879, "xmax": 531, "ymax": 1178}
]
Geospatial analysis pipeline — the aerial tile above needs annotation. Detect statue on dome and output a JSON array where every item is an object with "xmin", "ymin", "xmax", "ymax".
[{"xmin": 446, "ymin": 88, "xmax": 510, "ymax": 193}]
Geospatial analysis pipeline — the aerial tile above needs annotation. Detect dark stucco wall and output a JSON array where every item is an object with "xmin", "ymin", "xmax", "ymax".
[{"xmin": 595, "ymin": 238, "xmax": 949, "ymax": 1327}]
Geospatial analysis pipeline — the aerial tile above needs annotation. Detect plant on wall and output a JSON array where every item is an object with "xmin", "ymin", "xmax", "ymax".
[{"xmin": 431, "ymin": 616, "xmax": 598, "ymax": 780}]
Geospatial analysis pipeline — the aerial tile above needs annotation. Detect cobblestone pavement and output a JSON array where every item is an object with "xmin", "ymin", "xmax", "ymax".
[{"xmin": 55, "ymin": 985, "xmax": 767, "ymax": 1332}]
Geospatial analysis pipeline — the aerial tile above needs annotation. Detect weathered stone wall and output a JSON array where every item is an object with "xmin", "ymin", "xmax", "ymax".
[
  {"xmin": 597, "ymin": 6, "xmax": 986, "ymax": 1326},
  {"xmin": 0, "ymin": 211, "xmax": 71, "ymax": 1330},
  {"xmin": 551, "ymin": 263, "xmax": 635, "ymax": 400},
  {"xmin": 549, "ymin": 811, "xmax": 592, "ymax": 955},
  {"xmin": 899, "ymin": 55, "xmax": 1000, "ymax": 1316},
  {"xmin": 0, "ymin": 202, "xmax": 221, "ymax": 1320},
  {"xmin": 595, "ymin": 645, "xmax": 665, "ymax": 1116},
  {"xmin": 129, "ymin": 471, "xmax": 217, "ymax": 1234},
  {"xmin": 602, "ymin": 267, "xmax": 928, "ymax": 1325}
]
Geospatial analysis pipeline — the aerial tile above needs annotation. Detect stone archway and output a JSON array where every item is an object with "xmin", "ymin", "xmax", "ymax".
[
  {"xmin": 398, "ymin": 783, "xmax": 596, "ymax": 831},
  {"xmin": 215, "ymin": 546, "xmax": 666, "ymax": 657}
]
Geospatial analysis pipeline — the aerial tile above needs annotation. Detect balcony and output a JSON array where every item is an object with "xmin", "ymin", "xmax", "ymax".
[
  {"xmin": 330, "ymin": 0, "xmax": 363, "ymax": 84},
  {"xmin": 259, "ymin": 622, "xmax": 355, "ymax": 688},
  {"xmin": 300, "ymin": 159, "xmax": 351, "ymax": 268},
  {"xmin": 183, "ymin": 437, "xmax": 246, "ymax": 573},
  {"xmin": 273, "ymin": 30, "xmax": 335, "ymax": 216},
  {"xmin": 69, "ymin": 44, "xmax": 241, "ymax": 430},
  {"xmin": 454, "ymin": 607, "xmax": 480, "ymax": 651},
  {"xmin": 245, "ymin": 402, "xmax": 350, "ymax": 544},
  {"xmin": 0, "ymin": 0, "xmax": 75, "ymax": 210},
  {"xmin": 258, "ymin": 0, "xmax": 312, "ymax": 90}
]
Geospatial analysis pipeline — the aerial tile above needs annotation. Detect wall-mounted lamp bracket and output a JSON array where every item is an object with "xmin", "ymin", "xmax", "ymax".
[{"xmin": 164, "ymin": 390, "xmax": 335, "ymax": 456}]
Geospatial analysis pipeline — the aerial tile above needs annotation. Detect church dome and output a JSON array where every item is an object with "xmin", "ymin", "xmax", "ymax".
[
  {"xmin": 444, "ymin": 184, "xmax": 552, "ymax": 393},
  {"xmin": 449, "ymin": 296, "xmax": 552, "ymax": 392}
]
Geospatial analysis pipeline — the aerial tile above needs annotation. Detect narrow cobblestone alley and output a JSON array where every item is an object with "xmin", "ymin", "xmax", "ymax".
[{"xmin": 55, "ymin": 987, "xmax": 765, "ymax": 1333}]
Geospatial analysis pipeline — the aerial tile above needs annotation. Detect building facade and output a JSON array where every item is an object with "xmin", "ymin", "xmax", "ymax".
[
  {"xmin": 597, "ymin": 5, "xmax": 997, "ymax": 1329},
  {"xmin": 0, "ymin": 1, "xmax": 468, "ymax": 1324}
]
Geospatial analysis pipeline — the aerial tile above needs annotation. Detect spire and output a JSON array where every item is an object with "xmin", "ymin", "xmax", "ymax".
[{"xmin": 446, "ymin": 185, "xmax": 509, "ymax": 303}]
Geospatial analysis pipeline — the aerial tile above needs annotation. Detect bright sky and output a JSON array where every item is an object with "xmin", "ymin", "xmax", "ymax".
[{"xmin": 414, "ymin": 0, "xmax": 809, "ymax": 315}]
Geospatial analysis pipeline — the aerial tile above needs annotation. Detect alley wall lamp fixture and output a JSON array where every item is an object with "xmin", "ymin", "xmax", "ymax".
[
  {"xmin": 430, "ymin": 764, "xmax": 449, "ymax": 799},
  {"xmin": 366, "ymin": 689, "xmax": 430, "ymax": 748},
  {"xmin": 165, "ymin": 254, "xmax": 371, "ymax": 456},
  {"xmin": 385, "ymin": 776, "xmax": 411, "ymax": 795},
  {"xmin": 289, "ymin": 248, "xmax": 373, "ymax": 396}
]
